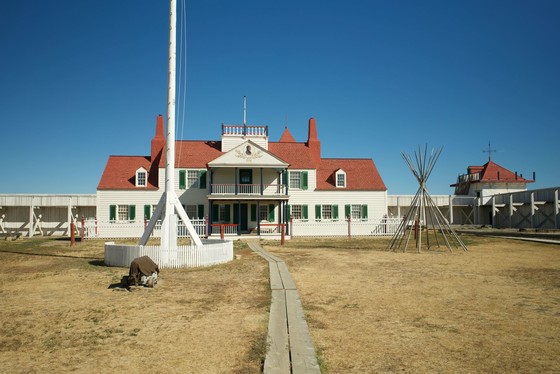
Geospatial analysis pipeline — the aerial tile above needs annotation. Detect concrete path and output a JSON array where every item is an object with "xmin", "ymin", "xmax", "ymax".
[{"xmin": 247, "ymin": 241, "xmax": 321, "ymax": 374}]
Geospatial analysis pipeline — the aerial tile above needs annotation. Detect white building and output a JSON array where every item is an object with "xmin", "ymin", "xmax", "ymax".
[{"xmin": 95, "ymin": 116, "xmax": 388, "ymax": 237}]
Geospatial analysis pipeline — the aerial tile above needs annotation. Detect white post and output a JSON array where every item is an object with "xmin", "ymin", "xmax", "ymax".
[
  {"xmin": 555, "ymin": 188, "xmax": 559, "ymax": 229},
  {"xmin": 28, "ymin": 198, "xmax": 34, "ymax": 238},
  {"xmin": 448, "ymin": 195, "xmax": 453, "ymax": 224},
  {"xmin": 139, "ymin": 0, "xmax": 202, "ymax": 248}
]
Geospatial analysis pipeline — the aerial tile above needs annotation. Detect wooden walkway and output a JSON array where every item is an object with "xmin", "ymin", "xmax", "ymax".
[{"xmin": 247, "ymin": 241, "xmax": 321, "ymax": 374}]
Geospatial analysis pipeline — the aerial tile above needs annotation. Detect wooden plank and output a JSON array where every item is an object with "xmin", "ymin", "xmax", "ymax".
[
  {"xmin": 269, "ymin": 262, "xmax": 284, "ymax": 291},
  {"xmin": 277, "ymin": 262, "xmax": 297, "ymax": 290},
  {"xmin": 263, "ymin": 290, "xmax": 290, "ymax": 374},
  {"xmin": 285, "ymin": 290, "xmax": 321, "ymax": 374}
]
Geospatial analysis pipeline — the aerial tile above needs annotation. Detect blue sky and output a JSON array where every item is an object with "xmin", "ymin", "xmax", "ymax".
[{"xmin": 1, "ymin": 0, "xmax": 559, "ymax": 195}]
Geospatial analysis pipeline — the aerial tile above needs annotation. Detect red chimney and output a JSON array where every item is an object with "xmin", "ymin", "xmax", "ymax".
[
  {"xmin": 306, "ymin": 117, "xmax": 321, "ymax": 164},
  {"xmin": 151, "ymin": 115, "xmax": 165, "ymax": 164}
]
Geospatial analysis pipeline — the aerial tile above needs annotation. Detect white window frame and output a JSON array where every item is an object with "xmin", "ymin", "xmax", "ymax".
[
  {"xmin": 291, "ymin": 205, "xmax": 302, "ymax": 220},
  {"xmin": 322, "ymin": 205, "xmax": 333, "ymax": 220},
  {"xmin": 289, "ymin": 171, "xmax": 302, "ymax": 189},
  {"xmin": 259, "ymin": 205, "xmax": 269, "ymax": 222},
  {"xmin": 136, "ymin": 168, "xmax": 147, "ymax": 187},
  {"xmin": 351, "ymin": 204, "xmax": 361, "ymax": 220},
  {"xmin": 187, "ymin": 170, "xmax": 199, "ymax": 188},
  {"xmin": 336, "ymin": 169, "xmax": 346, "ymax": 188},
  {"xmin": 117, "ymin": 205, "xmax": 130, "ymax": 222}
]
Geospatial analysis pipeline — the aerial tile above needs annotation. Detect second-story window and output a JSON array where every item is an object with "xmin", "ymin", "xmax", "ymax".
[
  {"xmin": 187, "ymin": 170, "xmax": 199, "ymax": 188},
  {"xmin": 289, "ymin": 171, "xmax": 308, "ymax": 190}
]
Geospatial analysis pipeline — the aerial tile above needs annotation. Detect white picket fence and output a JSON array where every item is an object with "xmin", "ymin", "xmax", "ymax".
[
  {"xmin": 290, "ymin": 217, "xmax": 401, "ymax": 237},
  {"xmin": 104, "ymin": 240, "xmax": 233, "ymax": 269},
  {"xmin": 84, "ymin": 218, "xmax": 207, "ymax": 239}
]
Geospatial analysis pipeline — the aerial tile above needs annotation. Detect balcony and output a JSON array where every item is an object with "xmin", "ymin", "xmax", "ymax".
[{"xmin": 210, "ymin": 183, "xmax": 287, "ymax": 198}]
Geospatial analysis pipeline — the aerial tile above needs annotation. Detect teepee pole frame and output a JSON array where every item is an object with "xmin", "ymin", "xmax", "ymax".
[{"xmin": 388, "ymin": 145, "xmax": 467, "ymax": 253}]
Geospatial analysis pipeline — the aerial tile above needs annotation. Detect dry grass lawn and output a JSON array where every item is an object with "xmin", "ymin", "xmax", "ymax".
[
  {"xmin": 1, "ymin": 235, "xmax": 559, "ymax": 373},
  {"xmin": 0, "ymin": 238, "xmax": 269, "ymax": 373},
  {"xmin": 263, "ymin": 236, "xmax": 560, "ymax": 373}
]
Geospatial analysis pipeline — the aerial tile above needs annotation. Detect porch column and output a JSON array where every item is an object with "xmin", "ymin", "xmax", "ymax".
[
  {"xmin": 208, "ymin": 201, "xmax": 213, "ymax": 236},
  {"xmin": 209, "ymin": 167, "xmax": 213, "ymax": 194},
  {"xmin": 257, "ymin": 201, "xmax": 261, "ymax": 235},
  {"xmin": 237, "ymin": 200, "xmax": 241, "ymax": 236},
  {"xmin": 261, "ymin": 168, "xmax": 264, "ymax": 195},
  {"xmin": 285, "ymin": 168, "xmax": 289, "ymax": 195},
  {"xmin": 234, "ymin": 168, "xmax": 238, "ymax": 195}
]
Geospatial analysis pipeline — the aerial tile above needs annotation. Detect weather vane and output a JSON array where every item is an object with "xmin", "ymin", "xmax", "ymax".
[{"xmin": 483, "ymin": 142, "xmax": 496, "ymax": 162}]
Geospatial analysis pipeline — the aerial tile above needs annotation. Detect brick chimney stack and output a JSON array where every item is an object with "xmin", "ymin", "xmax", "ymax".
[
  {"xmin": 151, "ymin": 114, "xmax": 165, "ymax": 163},
  {"xmin": 306, "ymin": 117, "xmax": 321, "ymax": 164}
]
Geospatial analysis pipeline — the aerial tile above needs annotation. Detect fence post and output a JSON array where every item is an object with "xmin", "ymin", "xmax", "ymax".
[
  {"xmin": 347, "ymin": 216, "xmax": 351, "ymax": 239},
  {"xmin": 95, "ymin": 216, "xmax": 98, "ymax": 237},
  {"xmin": 70, "ymin": 223, "xmax": 75, "ymax": 246},
  {"xmin": 205, "ymin": 216, "xmax": 209, "ymax": 238},
  {"xmin": 281, "ymin": 224, "xmax": 285, "ymax": 245},
  {"xmin": 81, "ymin": 216, "xmax": 85, "ymax": 242},
  {"xmin": 220, "ymin": 224, "xmax": 224, "ymax": 240},
  {"xmin": 290, "ymin": 218, "xmax": 293, "ymax": 239}
]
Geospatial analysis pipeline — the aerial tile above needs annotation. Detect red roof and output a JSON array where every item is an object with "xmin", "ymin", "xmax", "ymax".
[
  {"xmin": 315, "ymin": 158, "xmax": 387, "ymax": 191},
  {"xmin": 279, "ymin": 127, "xmax": 296, "ymax": 142},
  {"xmin": 451, "ymin": 160, "xmax": 534, "ymax": 187},
  {"xmin": 98, "ymin": 119, "xmax": 387, "ymax": 191},
  {"xmin": 97, "ymin": 156, "xmax": 158, "ymax": 190}
]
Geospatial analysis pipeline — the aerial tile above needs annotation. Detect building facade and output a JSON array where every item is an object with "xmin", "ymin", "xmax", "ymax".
[{"xmin": 95, "ymin": 116, "xmax": 388, "ymax": 237}]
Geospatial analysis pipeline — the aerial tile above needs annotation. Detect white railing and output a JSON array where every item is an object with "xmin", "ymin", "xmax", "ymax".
[
  {"xmin": 211, "ymin": 183, "xmax": 286, "ymax": 195},
  {"xmin": 84, "ymin": 218, "xmax": 207, "ymax": 239},
  {"xmin": 104, "ymin": 240, "xmax": 233, "ymax": 269},
  {"xmin": 290, "ymin": 217, "xmax": 401, "ymax": 237}
]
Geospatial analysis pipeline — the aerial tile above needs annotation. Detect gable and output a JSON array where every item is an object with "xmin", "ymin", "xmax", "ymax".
[{"xmin": 208, "ymin": 140, "xmax": 289, "ymax": 168}]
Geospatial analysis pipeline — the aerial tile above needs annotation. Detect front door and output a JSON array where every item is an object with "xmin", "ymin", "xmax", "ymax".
[
  {"xmin": 233, "ymin": 203, "xmax": 249, "ymax": 233},
  {"xmin": 240, "ymin": 203, "xmax": 248, "ymax": 232}
]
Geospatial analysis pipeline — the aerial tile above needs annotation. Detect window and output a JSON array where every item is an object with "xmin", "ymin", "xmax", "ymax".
[
  {"xmin": 336, "ymin": 170, "xmax": 346, "ymax": 188},
  {"xmin": 315, "ymin": 204, "xmax": 339, "ymax": 221},
  {"xmin": 345, "ymin": 204, "xmax": 368, "ymax": 220},
  {"xmin": 186, "ymin": 205, "xmax": 197, "ymax": 219},
  {"xmin": 110, "ymin": 204, "xmax": 136, "ymax": 222},
  {"xmin": 136, "ymin": 168, "xmax": 147, "ymax": 187},
  {"xmin": 289, "ymin": 171, "xmax": 308, "ymax": 190},
  {"xmin": 259, "ymin": 205, "xmax": 269, "ymax": 222},
  {"xmin": 351, "ymin": 205, "xmax": 361, "ymax": 220},
  {"xmin": 290, "ymin": 172, "xmax": 301, "ymax": 189},
  {"xmin": 179, "ymin": 170, "xmax": 207, "ymax": 189},
  {"xmin": 291, "ymin": 205, "xmax": 302, "ymax": 220},
  {"xmin": 322, "ymin": 205, "xmax": 332, "ymax": 220},
  {"xmin": 289, "ymin": 205, "xmax": 308, "ymax": 220},
  {"xmin": 187, "ymin": 170, "xmax": 199, "ymax": 188}
]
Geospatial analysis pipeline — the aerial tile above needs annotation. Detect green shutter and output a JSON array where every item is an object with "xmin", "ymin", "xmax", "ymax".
[
  {"xmin": 315, "ymin": 204, "xmax": 321, "ymax": 220},
  {"xmin": 179, "ymin": 170, "xmax": 186, "ymax": 189},
  {"xmin": 199, "ymin": 170, "xmax": 207, "ymax": 189},
  {"xmin": 109, "ymin": 205, "xmax": 116, "ymax": 221},
  {"xmin": 250, "ymin": 204, "xmax": 257, "ymax": 221},
  {"xmin": 144, "ymin": 205, "xmax": 151, "ymax": 220},
  {"xmin": 233, "ymin": 204, "xmax": 239, "ymax": 225},
  {"xmin": 302, "ymin": 171, "xmax": 308, "ymax": 190},
  {"xmin": 302, "ymin": 205, "xmax": 308, "ymax": 220},
  {"xmin": 333, "ymin": 205, "xmax": 339, "ymax": 220},
  {"xmin": 286, "ymin": 204, "xmax": 290, "ymax": 220},
  {"xmin": 129, "ymin": 205, "xmax": 136, "ymax": 221},
  {"xmin": 268, "ymin": 204, "xmax": 275, "ymax": 222},
  {"xmin": 197, "ymin": 204, "xmax": 204, "ymax": 219},
  {"xmin": 212, "ymin": 204, "xmax": 219, "ymax": 223},
  {"xmin": 362, "ymin": 204, "xmax": 368, "ymax": 219},
  {"xmin": 345, "ymin": 204, "xmax": 351, "ymax": 219},
  {"xmin": 224, "ymin": 205, "xmax": 231, "ymax": 223}
]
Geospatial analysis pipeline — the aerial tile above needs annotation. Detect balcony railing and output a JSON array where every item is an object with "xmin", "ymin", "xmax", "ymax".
[{"xmin": 210, "ymin": 183, "xmax": 286, "ymax": 196}]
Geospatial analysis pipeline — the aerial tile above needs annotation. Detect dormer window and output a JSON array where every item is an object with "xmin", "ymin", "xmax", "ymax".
[
  {"xmin": 336, "ymin": 169, "xmax": 346, "ymax": 188},
  {"xmin": 136, "ymin": 168, "xmax": 147, "ymax": 187}
]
